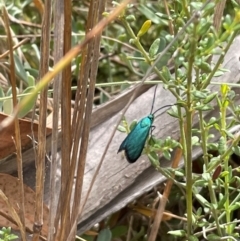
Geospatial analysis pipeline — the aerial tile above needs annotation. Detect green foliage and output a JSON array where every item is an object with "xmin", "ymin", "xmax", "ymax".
[
  {"xmin": 96, "ymin": 229, "xmax": 112, "ymax": 241},
  {"xmin": 0, "ymin": 227, "xmax": 18, "ymax": 241},
  {"xmin": 0, "ymin": 0, "xmax": 38, "ymax": 116},
  {"xmin": 111, "ymin": 225, "xmax": 128, "ymax": 239},
  {"xmin": 115, "ymin": 0, "xmax": 240, "ymax": 240},
  {"xmin": 81, "ymin": 226, "xmax": 127, "ymax": 241}
]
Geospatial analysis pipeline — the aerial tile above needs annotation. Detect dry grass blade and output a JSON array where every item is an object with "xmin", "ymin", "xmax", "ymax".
[
  {"xmin": 64, "ymin": 0, "xmax": 107, "ymax": 239},
  {"xmin": 78, "ymin": 0, "xmax": 133, "ymax": 219},
  {"xmin": 0, "ymin": 189, "xmax": 25, "ymax": 239},
  {"xmin": 163, "ymin": 0, "xmax": 174, "ymax": 35},
  {"xmin": 1, "ymin": 1, "xmax": 132, "ymax": 239},
  {"xmin": 71, "ymin": 0, "xmax": 106, "ymax": 233},
  {"xmin": 51, "ymin": 1, "xmax": 132, "ymax": 240},
  {"xmin": 48, "ymin": 0, "xmax": 64, "ymax": 240},
  {"xmin": 2, "ymin": 6, "xmax": 26, "ymax": 241},
  {"xmin": 213, "ymin": 0, "xmax": 226, "ymax": 31},
  {"xmin": 126, "ymin": 215, "xmax": 133, "ymax": 241},
  {"xmin": 57, "ymin": 0, "xmax": 73, "ymax": 239},
  {"xmin": 0, "ymin": 38, "xmax": 29, "ymax": 59},
  {"xmin": 33, "ymin": 0, "xmax": 52, "ymax": 240},
  {"xmin": 64, "ymin": 1, "xmax": 131, "ymax": 239},
  {"xmin": 206, "ymin": 0, "xmax": 226, "ymax": 66},
  {"xmin": 0, "ymin": 0, "xmax": 132, "ymax": 134},
  {"xmin": 147, "ymin": 149, "xmax": 182, "ymax": 241},
  {"xmin": 33, "ymin": 0, "xmax": 44, "ymax": 15}
]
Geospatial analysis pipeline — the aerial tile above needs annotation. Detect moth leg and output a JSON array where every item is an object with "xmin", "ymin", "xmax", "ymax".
[{"xmin": 150, "ymin": 125, "xmax": 155, "ymax": 136}]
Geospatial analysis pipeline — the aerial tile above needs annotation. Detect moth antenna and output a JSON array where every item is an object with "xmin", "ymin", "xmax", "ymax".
[
  {"xmin": 150, "ymin": 85, "xmax": 158, "ymax": 114},
  {"xmin": 153, "ymin": 104, "xmax": 174, "ymax": 116}
]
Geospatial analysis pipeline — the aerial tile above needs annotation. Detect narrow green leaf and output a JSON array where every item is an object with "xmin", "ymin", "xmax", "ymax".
[
  {"xmin": 163, "ymin": 150, "xmax": 171, "ymax": 160},
  {"xmin": 117, "ymin": 125, "xmax": 126, "ymax": 133},
  {"xmin": 138, "ymin": 4, "xmax": 161, "ymax": 24},
  {"xmin": 26, "ymin": 72, "xmax": 36, "ymax": 87},
  {"xmin": 192, "ymin": 136, "xmax": 199, "ymax": 146},
  {"xmin": 195, "ymin": 194, "xmax": 210, "ymax": 207},
  {"xmin": 149, "ymin": 38, "xmax": 160, "ymax": 58},
  {"xmin": 203, "ymin": 92, "xmax": 217, "ymax": 104},
  {"xmin": 0, "ymin": 86, "xmax": 5, "ymax": 111},
  {"xmin": 167, "ymin": 105, "xmax": 180, "ymax": 118},
  {"xmin": 148, "ymin": 152, "xmax": 159, "ymax": 168},
  {"xmin": 198, "ymin": 61, "xmax": 212, "ymax": 73},
  {"xmin": 3, "ymin": 99, "xmax": 13, "ymax": 115},
  {"xmin": 202, "ymin": 173, "xmax": 211, "ymax": 181},
  {"xmin": 232, "ymin": 146, "xmax": 240, "ymax": 156},
  {"xmin": 205, "ymin": 33, "xmax": 215, "ymax": 49},
  {"xmin": 192, "ymin": 90, "xmax": 207, "ymax": 99},
  {"xmin": 168, "ymin": 230, "xmax": 186, "ymax": 237},
  {"xmin": 197, "ymin": 21, "xmax": 212, "ymax": 36},
  {"xmin": 229, "ymin": 202, "xmax": 240, "ymax": 212},
  {"xmin": 161, "ymin": 66, "xmax": 172, "ymax": 81},
  {"xmin": 220, "ymin": 171, "xmax": 229, "ymax": 178},
  {"xmin": 189, "ymin": 235, "xmax": 199, "ymax": 241},
  {"xmin": 126, "ymin": 15, "xmax": 136, "ymax": 22},
  {"xmin": 25, "ymin": 68, "xmax": 39, "ymax": 78},
  {"xmin": 218, "ymin": 136, "xmax": 226, "ymax": 155},
  {"xmin": 111, "ymin": 226, "xmax": 128, "ymax": 239},
  {"xmin": 207, "ymin": 117, "xmax": 218, "ymax": 126},
  {"xmin": 195, "ymin": 104, "xmax": 213, "ymax": 111},
  {"xmin": 196, "ymin": 207, "xmax": 202, "ymax": 216},
  {"xmin": 18, "ymin": 87, "xmax": 38, "ymax": 118},
  {"xmin": 129, "ymin": 120, "xmax": 137, "ymax": 131},
  {"xmin": 207, "ymin": 234, "xmax": 221, "ymax": 240},
  {"xmin": 96, "ymin": 229, "xmax": 112, "ymax": 241},
  {"xmin": 13, "ymin": 54, "xmax": 28, "ymax": 84}
]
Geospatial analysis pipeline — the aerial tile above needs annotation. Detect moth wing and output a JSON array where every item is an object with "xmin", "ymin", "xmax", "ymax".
[{"xmin": 118, "ymin": 118, "xmax": 152, "ymax": 163}]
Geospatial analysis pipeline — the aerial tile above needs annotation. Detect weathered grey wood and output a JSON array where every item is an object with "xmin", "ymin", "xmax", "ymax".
[{"xmin": 0, "ymin": 75, "xmax": 157, "ymax": 174}]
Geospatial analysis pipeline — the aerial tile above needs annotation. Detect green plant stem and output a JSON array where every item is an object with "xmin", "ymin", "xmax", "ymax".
[
  {"xmin": 174, "ymin": 64, "xmax": 187, "ymax": 167},
  {"xmin": 217, "ymin": 191, "xmax": 240, "ymax": 222},
  {"xmin": 121, "ymin": 18, "xmax": 180, "ymax": 100},
  {"xmin": 185, "ymin": 109, "xmax": 193, "ymax": 237},
  {"xmin": 121, "ymin": 20, "xmax": 151, "ymax": 64},
  {"xmin": 207, "ymin": 132, "xmax": 240, "ymax": 173},
  {"xmin": 182, "ymin": 0, "xmax": 190, "ymax": 19},
  {"xmin": 198, "ymin": 110, "xmax": 222, "ymax": 236},
  {"xmin": 221, "ymin": 100, "xmax": 231, "ymax": 235},
  {"xmin": 185, "ymin": 21, "xmax": 199, "ymax": 237},
  {"xmin": 148, "ymin": 154, "xmax": 185, "ymax": 188},
  {"xmin": 3, "ymin": 80, "xmax": 240, "ymax": 102}
]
